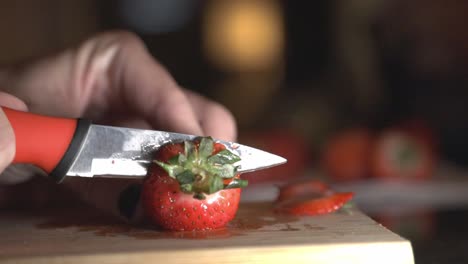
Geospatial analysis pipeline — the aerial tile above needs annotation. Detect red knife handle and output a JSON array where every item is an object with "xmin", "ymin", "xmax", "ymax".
[{"xmin": 2, "ymin": 107, "xmax": 91, "ymax": 182}]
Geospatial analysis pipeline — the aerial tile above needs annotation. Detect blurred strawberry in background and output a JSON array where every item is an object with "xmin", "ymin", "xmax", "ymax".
[
  {"xmin": 397, "ymin": 119, "xmax": 439, "ymax": 159},
  {"xmin": 371, "ymin": 120, "xmax": 437, "ymax": 181},
  {"xmin": 321, "ymin": 127, "xmax": 374, "ymax": 182},
  {"xmin": 320, "ymin": 120, "xmax": 438, "ymax": 182},
  {"xmin": 239, "ymin": 128, "xmax": 311, "ymax": 184}
]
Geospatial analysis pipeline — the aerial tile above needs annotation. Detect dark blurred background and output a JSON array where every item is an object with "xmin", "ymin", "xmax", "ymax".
[
  {"xmin": 1, "ymin": 0, "xmax": 468, "ymax": 166},
  {"xmin": 4, "ymin": 2, "xmax": 468, "ymax": 261}
]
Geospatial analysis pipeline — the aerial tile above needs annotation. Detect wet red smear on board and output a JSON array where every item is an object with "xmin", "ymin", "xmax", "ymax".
[{"xmin": 36, "ymin": 203, "xmax": 324, "ymax": 240}]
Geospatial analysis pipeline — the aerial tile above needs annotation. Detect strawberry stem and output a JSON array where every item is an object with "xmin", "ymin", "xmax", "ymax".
[{"xmin": 153, "ymin": 137, "xmax": 247, "ymax": 199}]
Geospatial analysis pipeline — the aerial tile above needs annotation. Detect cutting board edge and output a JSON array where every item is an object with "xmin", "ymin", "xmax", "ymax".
[{"xmin": 0, "ymin": 240, "xmax": 414, "ymax": 264}]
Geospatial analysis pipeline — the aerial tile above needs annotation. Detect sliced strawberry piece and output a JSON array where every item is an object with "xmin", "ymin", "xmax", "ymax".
[
  {"xmin": 273, "ymin": 179, "xmax": 354, "ymax": 216},
  {"xmin": 275, "ymin": 179, "xmax": 332, "ymax": 203},
  {"xmin": 274, "ymin": 192, "xmax": 354, "ymax": 216}
]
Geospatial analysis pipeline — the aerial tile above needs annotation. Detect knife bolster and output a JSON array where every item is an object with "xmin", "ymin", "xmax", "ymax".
[{"xmin": 49, "ymin": 119, "xmax": 91, "ymax": 183}]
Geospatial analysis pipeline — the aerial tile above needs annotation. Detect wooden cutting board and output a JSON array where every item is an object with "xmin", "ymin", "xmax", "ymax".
[{"xmin": 0, "ymin": 203, "xmax": 414, "ymax": 264}]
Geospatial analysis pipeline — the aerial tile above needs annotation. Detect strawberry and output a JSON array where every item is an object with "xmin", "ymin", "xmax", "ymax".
[
  {"xmin": 397, "ymin": 119, "xmax": 438, "ymax": 154},
  {"xmin": 275, "ymin": 179, "xmax": 332, "ymax": 203},
  {"xmin": 141, "ymin": 137, "xmax": 248, "ymax": 231},
  {"xmin": 371, "ymin": 129, "xmax": 435, "ymax": 181},
  {"xmin": 274, "ymin": 179, "xmax": 354, "ymax": 216},
  {"xmin": 274, "ymin": 192, "xmax": 354, "ymax": 216},
  {"xmin": 321, "ymin": 128, "xmax": 373, "ymax": 182}
]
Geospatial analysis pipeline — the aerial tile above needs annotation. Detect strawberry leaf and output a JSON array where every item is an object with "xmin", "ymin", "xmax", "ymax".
[
  {"xmin": 208, "ymin": 176, "xmax": 224, "ymax": 194},
  {"xmin": 199, "ymin": 137, "xmax": 214, "ymax": 159},
  {"xmin": 177, "ymin": 153, "xmax": 187, "ymax": 164},
  {"xmin": 210, "ymin": 164, "xmax": 236, "ymax": 178},
  {"xmin": 184, "ymin": 140, "xmax": 197, "ymax": 162},
  {"xmin": 176, "ymin": 170, "xmax": 195, "ymax": 184},
  {"xmin": 208, "ymin": 149, "xmax": 241, "ymax": 164},
  {"xmin": 168, "ymin": 154, "xmax": 183, "ymax": 165},
  {"xmin": 153, "ymin": 161, "xmax": 184, "ymax": 178},
  {"xmin": 224, "ymin": 178, "xmax": 248, "ymax": 189}
]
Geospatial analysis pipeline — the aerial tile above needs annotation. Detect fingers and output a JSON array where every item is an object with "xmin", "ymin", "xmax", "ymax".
[
  {"xmin": 183, "ymin": 89, "xmax": 238, "ymax": 142},
  {"xmin": 146, "ymin": 86, "xmax": 204, "ymax": 135},
  {"xmin": 96, "ymin": 31, "xmax": 203, "ymax": 136},
  {"xmin": 84, "ymin": 31, "xmax": 236, "ymax": 140},
  {"xmin": 0, "ymin": 92, "xmax": 28, "ymax": 111},
  {"xmin": 0, "ymin": 92, "xmax": 28, "ymax": 177}
]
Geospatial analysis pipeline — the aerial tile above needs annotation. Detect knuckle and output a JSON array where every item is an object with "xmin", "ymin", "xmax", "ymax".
[
  {"xmin": 109, "ymin": 30, "xmax": 145, "ymax": 50},
  {"xmin": 102, "ymin": 30, "xmax": 177, "ymax": 88},
  {"xmin": 157, "ymin": 87, "xmax": 188, "ymax": 114},
  {"xmin": 82, "ymin": 30, "xmax": 147, "ymax": 59},
  {"xmin": 93, "ymin": 30, "xmax": 144, "ymax": 49}
]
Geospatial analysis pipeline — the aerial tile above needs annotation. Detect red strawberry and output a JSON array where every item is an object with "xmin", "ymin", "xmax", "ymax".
[
  {"xmin": 321, "ymin": 128, "xmax": 373, "ymax": 182},
  {"xmin": 274, "ymin": 192, "xmax": 354, "ymax": 216},
  {"xmin": 275, "ymin": 179, "xmax": 332, "ymax": 203},
  {"xmin": 274, "ymin": 179, "xmax": 354, "ymax": 216},
  {"xmin": 142, "ymin": 137, "xmax": 248, "ymax": 231},
  {"xmin": 397, "ymin": 119, "xmax": 438, "ymax": 155},
  {"xmin": 371, "ymin": 129, "xmax": 435, "ymax": 181}
]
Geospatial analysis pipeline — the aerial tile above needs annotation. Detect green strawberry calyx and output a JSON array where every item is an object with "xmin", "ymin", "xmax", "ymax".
[{"xmin": 153, "ymin": 137, "xmax": 248, "ymax": 199}]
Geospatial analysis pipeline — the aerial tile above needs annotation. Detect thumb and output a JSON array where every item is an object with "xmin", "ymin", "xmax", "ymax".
[
  {"xmin": 0, "ymin": 91, "xmax": 28, "ymax": 174},
  {"xmin": 0, "ymin": 108, "xmax": 14, "ymax": 173}
]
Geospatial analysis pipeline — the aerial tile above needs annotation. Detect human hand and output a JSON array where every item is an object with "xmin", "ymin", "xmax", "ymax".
[
  {"xmin": 1, "ymin": 31, "xmax": 236, "ymax": 140},
  {"xmin": 0, "ymin": 31, "xmax": 237, "ymax": 221},
  {"xmin": 0, "ymin": 92, "xmax": 28, "ymax": 175}
]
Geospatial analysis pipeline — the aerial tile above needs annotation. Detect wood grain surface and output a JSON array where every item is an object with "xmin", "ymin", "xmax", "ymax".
[{"xmin": 0, "ymin": 203, "xmax": 414, "ymax": 264}]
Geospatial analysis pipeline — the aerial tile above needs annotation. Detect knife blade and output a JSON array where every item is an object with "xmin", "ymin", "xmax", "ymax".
[{"xmin": 2, "ymin": 107, "xmax": 286, "ymax": 183}]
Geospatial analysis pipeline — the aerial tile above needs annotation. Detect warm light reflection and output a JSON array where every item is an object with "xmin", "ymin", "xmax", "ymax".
[{"xmin": 203, "ymin": 0, "xmax": 284, "ymax": 72}]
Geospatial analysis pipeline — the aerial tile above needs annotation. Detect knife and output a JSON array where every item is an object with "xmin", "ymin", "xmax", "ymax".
[{"xmin": 2, "ymin": 107, "xmax": 287, "ymax": 183}]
